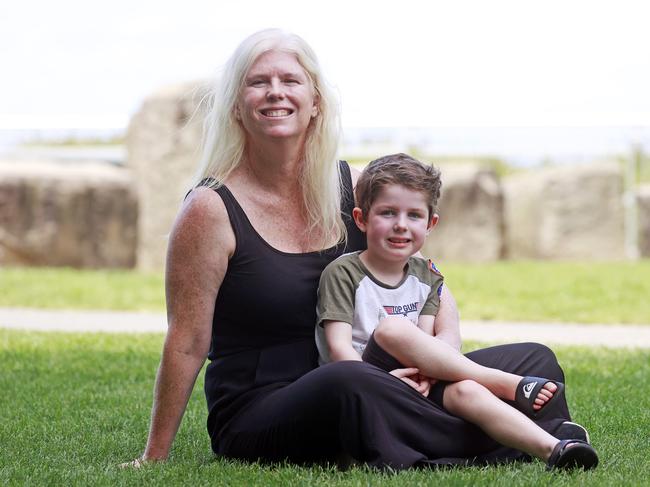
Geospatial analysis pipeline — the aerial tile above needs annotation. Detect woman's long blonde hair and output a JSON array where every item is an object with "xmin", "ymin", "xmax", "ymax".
[{"xmin": 193, "ymin": 28, "xmax": 346, "ymax": 249}]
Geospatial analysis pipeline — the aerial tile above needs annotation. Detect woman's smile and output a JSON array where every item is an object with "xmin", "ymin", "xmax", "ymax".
[{"xmin": 259, "ymin": 108, "xmax": 294, "ymax": 118}]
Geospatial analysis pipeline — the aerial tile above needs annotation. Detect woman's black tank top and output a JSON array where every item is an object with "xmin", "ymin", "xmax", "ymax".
[{"xmin": 203, "ymin": 161, "xmax": 365, "ymax": 438}]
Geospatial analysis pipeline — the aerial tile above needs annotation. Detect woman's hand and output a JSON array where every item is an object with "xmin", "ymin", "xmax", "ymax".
[
  {"xmin": 389, "ymin": 367, "xmax": 431, "ymax": 396},
  {"xmin": 119, "ymin": 458, "xmax": 147, "ymax": 469}
]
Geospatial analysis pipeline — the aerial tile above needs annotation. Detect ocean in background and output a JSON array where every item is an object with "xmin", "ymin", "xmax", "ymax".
[
  {"xmin": 1, "ymin": 126, "xmax": 649, "ymax": 167},
  {"xmin": 342, "ymin": 126, "xmax": 650, "ymax": 166}
]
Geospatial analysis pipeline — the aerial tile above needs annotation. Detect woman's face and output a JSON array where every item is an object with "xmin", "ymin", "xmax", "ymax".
[{"xmin": 237, "ymin": 50, "xmax": 318, "ymax": 143}]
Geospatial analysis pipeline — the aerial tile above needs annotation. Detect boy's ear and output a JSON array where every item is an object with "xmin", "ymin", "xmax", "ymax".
[
  {"xmin": 352, "ymin": 207, "xmax": 367, "ymax": 232},
  {"xmin": 426, "ymin": 213, "xmax": 439, "ymax": 234}
]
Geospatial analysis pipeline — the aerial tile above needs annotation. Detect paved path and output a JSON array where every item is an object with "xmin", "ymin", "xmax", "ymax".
[
  {"xmin": 1, "ymin": 307, "xmax": 649, "ymax": 349},
  {"xmin": 0, "ymin": 308, "xmax": 166, "ymax": 334}
]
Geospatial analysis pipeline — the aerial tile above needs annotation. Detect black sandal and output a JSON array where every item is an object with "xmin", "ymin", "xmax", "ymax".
[
  {"xmin": 514, "ymin": 376, "xmax": 565, "ymax": 419},
  {"xmin": 546, "ymin": 439, "xmax": 599, "ymax": 470}
]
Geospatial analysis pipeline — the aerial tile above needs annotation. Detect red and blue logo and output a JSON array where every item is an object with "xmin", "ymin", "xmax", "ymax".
[{"xmin": 383, "ymin": 302, "xmax": 420, "ymax": 317}]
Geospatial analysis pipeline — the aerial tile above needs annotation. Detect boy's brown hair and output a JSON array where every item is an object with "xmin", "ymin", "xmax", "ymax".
[{"xmin": 354, "ymin": 153, "xmax": 442, "ymax": 220}]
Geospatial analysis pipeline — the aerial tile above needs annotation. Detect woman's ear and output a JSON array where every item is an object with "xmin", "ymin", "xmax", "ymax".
[
  {"xmin": 311, "ymin": 96, "xmax": 319, "ymax": 118},
  {"xmin": 352, "ymin": 207, "xmax": 367, "ymax": 232}
]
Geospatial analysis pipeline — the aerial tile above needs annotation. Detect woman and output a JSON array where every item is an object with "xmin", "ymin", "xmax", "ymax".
[{"xmin": 131, "ymin": 29, "xmax": 593, "ymax": 469}]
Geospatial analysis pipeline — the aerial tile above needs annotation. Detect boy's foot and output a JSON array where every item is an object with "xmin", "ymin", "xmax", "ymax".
[
  {"xmin": 514, "ymin": 376, "xmax": 565, "ymax": 419},
  {"xmin": 546, "ymin": 439, "xmax": 598, "ymax": 470},
  {"xmin": 555, "ymin": 421, "xmax": 591, "ymax": 443}
]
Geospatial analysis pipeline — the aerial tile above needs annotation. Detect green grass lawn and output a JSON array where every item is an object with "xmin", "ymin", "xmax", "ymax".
[
  {"xmin": 2, "ymin": 261, "xmax": 650, "ymax": 323},
  {"xmin": 442, "ymin": 260, "xmax": 650, "ymax": 324},
  {"xmin": 0, "ymin": 267, "xmax": 165, "ymax": 311},
  {"xmin": 1, "ymin": 329, "xmax": 648, "ymax": 486}
]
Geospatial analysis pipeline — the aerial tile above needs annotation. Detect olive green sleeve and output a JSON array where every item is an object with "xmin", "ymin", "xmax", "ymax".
[
  {"xmin": 316, "ymin": 256, "xmax": 363, "ymax": 326},
  {"xmin": 410, "ymin": 257, "xmax": 444, "ymax": 316}
]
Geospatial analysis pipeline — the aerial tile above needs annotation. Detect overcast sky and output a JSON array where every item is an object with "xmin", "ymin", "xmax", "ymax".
[{"xmin": 1, "ymin": 0, "xmax": 649, "ymax": 130}]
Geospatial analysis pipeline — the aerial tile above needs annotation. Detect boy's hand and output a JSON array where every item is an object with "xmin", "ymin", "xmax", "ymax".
[
  {"xmin": 416, "ymin": 373, "xmax": 432, "ymax": 397},
  {"xmin": 389, "ymin": 368, "xmax": 430, "ymax": 397}
]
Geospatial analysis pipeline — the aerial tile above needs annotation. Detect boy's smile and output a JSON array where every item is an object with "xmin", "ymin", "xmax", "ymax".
[{"xmin": 353, "ymin": 184, "xmax": 438, "ymax": 276}]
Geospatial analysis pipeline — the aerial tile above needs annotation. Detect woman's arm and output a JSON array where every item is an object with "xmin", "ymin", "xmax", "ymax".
[
  {"xmin": 323, "ymin": 320, "xmax": 362, "ymax": 361},
  {"xmin": 432, "ymin": 285, "xmax": 461, "ymax": 351},
  {"xmin": 139, "ymin": 188, "xmax": 234, "ymax": 462}
]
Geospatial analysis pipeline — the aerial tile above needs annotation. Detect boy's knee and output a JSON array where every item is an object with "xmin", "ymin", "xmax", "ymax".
[
  {"xmin": 374, "ymin": 316, "xmax": 413, "ymax": 348},
  {"xmin": 444, "ymin": 380, "xmax": 487, "ymax": 407}
]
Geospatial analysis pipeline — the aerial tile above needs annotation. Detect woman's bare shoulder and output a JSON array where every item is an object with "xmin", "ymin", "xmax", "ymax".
[
  {"xmin": 171, "ymin": 186, "xmax": 235, "ymax": 259},
  {"xmin": 182, "ymin": 186, "xmax": 227, "ymax": 219}
]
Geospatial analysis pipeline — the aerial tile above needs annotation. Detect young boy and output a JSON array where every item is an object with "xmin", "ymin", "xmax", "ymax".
[{"xmin": 315, "ymin": 153, "xmax": 598, "ymax": 470}]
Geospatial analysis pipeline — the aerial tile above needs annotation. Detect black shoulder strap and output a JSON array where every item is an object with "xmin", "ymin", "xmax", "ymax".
[
  {"xmin": 338, "ymin": 160, "xmax": 354, "ymax": 215},
  {"xmin": 338, "ymin": 160, "xmax": 367, "ymax": 252}
]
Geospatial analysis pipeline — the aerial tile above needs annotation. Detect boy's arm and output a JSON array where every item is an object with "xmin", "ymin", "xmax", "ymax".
[
  {"xmin": 432, "ymin": 285, "xmax": 461, "ymax": 350},
  {"xmin": 417, "ymin": 314, "xmax": 435, "ymax": 336},
  {"xmin": 416, "ymin": 257, "xmax": 461, "ymax": 351},
  {"xmin": 323, "ymin": 320, "xmax": 363, "ymax": 361}
]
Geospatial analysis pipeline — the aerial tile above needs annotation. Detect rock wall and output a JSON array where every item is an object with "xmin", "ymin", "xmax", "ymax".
[
  {"xmin": 421, "ymin": 164, "xmax": 504, "ymax": 262},
  {"xmin": 126, "ymin": 81, "xmax": 205, "ymax": 270},
  {"xmin": 126, "ymin": 81, "xmax": 639, "ymax": 266},
  {"xmin": 503, "ymin": 163, "xmax": 625, "ymax": 259},
  {"xmin": 638, "ymin": 184, "xmax": 650, "ymax": 257},
  {"xmin": 0, "ymin": 161, "xmax": 137, "ymax": 268}
]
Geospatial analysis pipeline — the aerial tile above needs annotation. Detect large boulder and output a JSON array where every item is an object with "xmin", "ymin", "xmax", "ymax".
[
  {"xmin": 0, "ymin": 160, "xmax": 137, "ymax": 268},
  {"xmin": 638, "ymin": 185, "xmax": 650, "ymax": 258},
  {"xmin": 126, "ymin": 81, "xmax": 205, "ymax": 270},
  {"xmin": 421, "ymin": 164, "xmax": 504, "ymax": 262},
  {"xmin": 503, "ymin": 163, "xmax": 625, "ymax": 259}
]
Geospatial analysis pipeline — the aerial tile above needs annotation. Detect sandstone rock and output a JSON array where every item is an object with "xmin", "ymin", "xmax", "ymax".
[
  {"xmin": 638, "ymin": 185, "xmax": 650, "ymax": 257},
  {"xmin": 421, "ymin": 164, "xmax": 504, "ymax": 262},
  {"xmin": 126, "ymin": 81, "xmax": 206, "ymax": 270},
  {"xmin": 503, "ymin": 163, "xmax": 625, "ymax": 259},
  {"xmin": 0, "ymin": 161, "xmax": 137, "ymax": 268}
]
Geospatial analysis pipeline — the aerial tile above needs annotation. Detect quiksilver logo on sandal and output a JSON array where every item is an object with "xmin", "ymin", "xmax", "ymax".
[{"xmin": 523, "ymin": 381, "xmax": 537, "ymax": 399}]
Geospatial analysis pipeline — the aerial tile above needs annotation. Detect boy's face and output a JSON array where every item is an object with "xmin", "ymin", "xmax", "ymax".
[{"xmin": 353, "ymin": 184, "xmax": 438, "ymax": 265}]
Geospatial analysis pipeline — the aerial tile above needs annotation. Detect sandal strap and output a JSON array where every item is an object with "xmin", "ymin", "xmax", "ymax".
[
  {"xmin": 546, "ymin": 439, "xmax": 599, "ymax": 470},
  {"xmin": 514, "ymin": 376, "xmax": 564, "ymax": 419}
]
